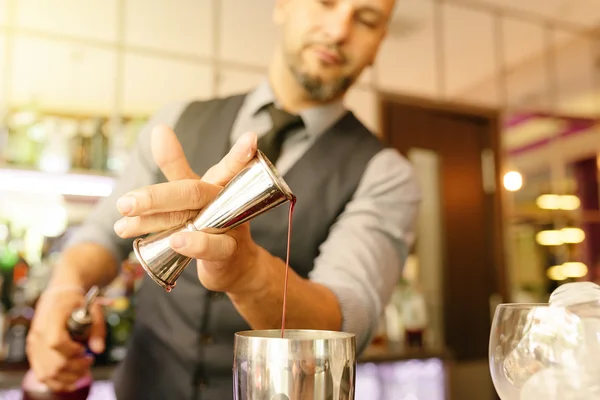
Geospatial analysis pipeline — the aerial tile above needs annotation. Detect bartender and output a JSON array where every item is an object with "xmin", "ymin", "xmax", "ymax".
[{"xmin": 26, "ymin": 0, "xmax": 420, "ymax": 398}]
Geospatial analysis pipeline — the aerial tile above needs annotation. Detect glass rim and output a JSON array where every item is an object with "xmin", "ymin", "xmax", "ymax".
[
  {"xmin": 256, "ymin": 150, "xmax": 295, "ymax": 202},
  {"xmin": 495, "ymin": 302, "xmax": 549, "ymax": 308},
  {"xmin": 235, "ymin": 329, "xmax": 355, "ymax": 341}
]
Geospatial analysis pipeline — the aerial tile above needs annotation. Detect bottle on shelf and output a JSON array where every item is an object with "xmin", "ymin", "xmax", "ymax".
[
  {"xmin": 4, "ymin": 102, "xmax": 41, "ymax": 167},
  {"xmin": 0, "ymin": 276, "xmax": 7, "ymax": 361},
  {"xmin": 37, "ymin": 117, "xmax": 72, "ymax": 173},
  {"xmin": 0, "ymin": 241, "xmax": 19, "ymax": 312},
  {"xmin": 401, "ymin": 282, "xmax": 428, "ymax": 349},
  {"xmin": 89, "ymin": 118, "xmax": 108, "ymax": 172},
  {"xmin": 22, "ymin": 286, "xmax": 101, "ymax": 400},
  {"xmin": 70, "ymin": 119, "xmax": 94, "ymax": 171},
  {"xmin": 3, "ymin": 284, "xmax": 34, "ymax": 367}
]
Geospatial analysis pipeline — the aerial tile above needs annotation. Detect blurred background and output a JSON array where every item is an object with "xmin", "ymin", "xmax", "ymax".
[{"xmin": 1, "ymin": 0, "xmax": 600, "ymax": 399}]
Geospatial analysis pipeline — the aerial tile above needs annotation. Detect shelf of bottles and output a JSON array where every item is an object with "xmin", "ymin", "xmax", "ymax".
[
  {"xmin": 0, "ymin": 104, "xmax": 150, "ymax": 370},
  {"xmin": 0, "ymin": 103, "xmax": 150, "ymax": 177}
]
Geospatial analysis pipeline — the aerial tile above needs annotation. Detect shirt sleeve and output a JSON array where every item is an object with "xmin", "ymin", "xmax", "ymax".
[
  {"xmin": 308, "ymin": 147, "xmax": 421, "ymax": 354},
  {"xmin": 64, "ymin": 101, "xmax": 188, "ymax": 266}
]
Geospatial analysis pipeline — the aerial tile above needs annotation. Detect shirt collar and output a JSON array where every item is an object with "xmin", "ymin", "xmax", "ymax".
[{"xmin": 244, "ymin": 79, "xmax": 348, "ymax": 138}]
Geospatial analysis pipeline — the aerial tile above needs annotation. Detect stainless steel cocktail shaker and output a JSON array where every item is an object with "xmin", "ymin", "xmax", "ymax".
[{"xmin": 233, "ymin": 329, "xmax": 356, "ymax": 400}]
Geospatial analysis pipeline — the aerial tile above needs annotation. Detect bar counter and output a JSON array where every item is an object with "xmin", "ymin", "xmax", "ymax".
[
  {"xmin": 359, "ymin": 341, "xmax": 453, "ymax": 363},
  {"xmin": 0, "ymin": 341, "xmax": 452, "ymax": 391}
]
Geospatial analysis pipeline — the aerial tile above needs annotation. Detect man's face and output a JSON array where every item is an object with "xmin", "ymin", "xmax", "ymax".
[{"xmin": 274, "ymin": 0, "xmax": 395, "ymax": 102}]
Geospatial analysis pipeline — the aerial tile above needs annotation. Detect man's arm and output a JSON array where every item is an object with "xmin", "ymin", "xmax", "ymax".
[
  {"xmin": 50, "ymin": 102, "xmax": 188, "ymax": 290},
  {"xmin": 111, "ymin": 130, "xmax": 420, "ymax": 354},
  {"xmin": 228, "ymin": 148, "xmax": 421, "ymax": 353}
]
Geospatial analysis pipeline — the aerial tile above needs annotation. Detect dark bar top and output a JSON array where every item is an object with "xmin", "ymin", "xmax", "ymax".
[{"xmin": 359, "ymin": 341, "xmax": 453, "ymax": 363}]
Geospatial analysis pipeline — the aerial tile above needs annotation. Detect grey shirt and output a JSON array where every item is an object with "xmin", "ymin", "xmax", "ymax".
[{"xmin": 66, "ymin": 80, "xmax": 421, "ymax": 353}]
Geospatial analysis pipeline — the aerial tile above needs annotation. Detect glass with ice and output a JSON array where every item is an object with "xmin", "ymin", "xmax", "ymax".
[{"xmin": 489, "ymin": 282, "xmax": 600, "ymax": 399}]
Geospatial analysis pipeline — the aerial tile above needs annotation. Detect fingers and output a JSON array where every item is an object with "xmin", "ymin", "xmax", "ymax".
[
  {"xmin": 88, "ymin": 303, "xmax": 106, "ymax": 354},
  {"xmin": 151, "ymin": 124, "xmax": 199, "ymax": 181},
  {"xmin": 27, "ymin": 340, "xmax": 93, "ymax": 392},
  {"xmin": 116, "ymin": 179, "xmax": 221, "ymax": 217},
  {"xmin": 117, "ymin": 130, "xmax": 257, "ymax": 234},
  {"xmin": 26, "ymin": 290, "xmax": 94, "ymax": 394},
  {"xmin": 150, "ymin": 125, "xmax": 257, "ymax": 185},
  {"xmin": 38, "ymin": 356, "xmax": 94, "ymax": 392},
  {"xmin": 202, "ymin": 131, "xmax": 258, "ymax": 186},
  {"xmin": 38, "ymin": 354, "xmax": 93, "ymax": 382},
  {"xmin": 114, "ymin": 210, "xmax": 198, "ymax": 238},
  {"xmin": 60, "ymin": 355, "xmax": 95, "ymax": 376},
  {"xmin": 42, "ymin": 324, "xmax": 86, "ymax": 358},
  {"xmin": 169, "ymin": 231, "xmax": 238, "ymax": 261}
]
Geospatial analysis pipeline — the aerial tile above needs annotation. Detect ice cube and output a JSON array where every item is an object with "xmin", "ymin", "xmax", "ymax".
[
  {"xmin": 503, "ymin": 282, "xmax": 600, "ymax": 398},
  {"xmin": 568, "ymin": 317, "xmax": 600, "ymax": 393},
  {"xmin": 503, "ymin": 307, "xmax": 584, "ymax": 387},
  {"xmin": 520, "ymin": 368, "xmax": 600, "ymax": 400},
  {"xmin": 549, "ymin": 282, "xmax": 600, "ymax": 309}
]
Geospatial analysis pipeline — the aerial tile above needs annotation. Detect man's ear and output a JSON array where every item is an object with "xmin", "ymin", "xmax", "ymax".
[{"xmin": 273, "ymin": 0, "xmax": 290, "ymax": 25}]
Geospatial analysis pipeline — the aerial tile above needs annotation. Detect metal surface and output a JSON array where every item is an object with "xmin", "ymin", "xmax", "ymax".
[
  {"xmin": 133, "ymin": 150, "xmax": 295, "ymax": 291},
  {"xmin": 67, "ymin": 285, "xmax": 99, "ymax": 342},
  {"xmin": 233, "ymin": 329, "xmax": 356, "ymax": 400}
]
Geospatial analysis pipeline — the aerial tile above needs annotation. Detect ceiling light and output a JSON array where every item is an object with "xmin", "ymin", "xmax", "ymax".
[
  {"xmin": 560, "ymin": 228, "xmax": 585, "ymax": 244},
  {"xmin": 536, "ymin": 230, "xmax": 563, "ymax": 246},
  {"xmin": 559, "ymin": 195, "xmax": 580, "ymax": 210},
  {"xmin": 503, "ymin": 171, "xmax": 523, "ymax": 192},
  {"xmin": 536, "ymin": 194, "xmax": 580, "ymax": 210},
  {"xmin": 536, "ymin": 194, "xmax": 560, "ymax": 210},
  {"xmin": 561, "ymin": 262, "xmax": 588, "ymax": 278},
  {"xmin": 547, "ymin": 265, "xmax": 567, "ymax": 281}
]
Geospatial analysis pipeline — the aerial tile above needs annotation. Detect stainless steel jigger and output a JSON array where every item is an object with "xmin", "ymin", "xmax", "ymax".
[
  {"xmin": 132, "ymin": 150, "xmax": 295, "ymax": 291},
  {"xmin": 233, "ymin": 329, "xmax": 356, "ymax": 400}
]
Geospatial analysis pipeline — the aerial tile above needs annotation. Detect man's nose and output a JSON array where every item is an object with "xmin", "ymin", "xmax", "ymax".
[{"xmin": 322, "ymin": 7, "xmax": 353, "ymax": 43}]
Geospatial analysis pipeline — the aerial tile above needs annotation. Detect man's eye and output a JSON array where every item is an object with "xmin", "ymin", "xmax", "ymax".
[
  {"xmin": 318, "ymin": 0, "xmax": 335, "ymax": 7},
  {"xmin": 358, "ymin": 19, "xmax": 377, "ymax": 29}
]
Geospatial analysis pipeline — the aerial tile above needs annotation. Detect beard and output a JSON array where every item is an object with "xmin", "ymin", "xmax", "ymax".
[{"xmin": 285, "ymin": 44, "xmax": 355, "ymax": 102}]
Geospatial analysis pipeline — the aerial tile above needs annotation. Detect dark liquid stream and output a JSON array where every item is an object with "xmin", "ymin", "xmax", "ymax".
[{"xmin": 280, "ymin": 198, "xmax": 296, "ymax": 338}]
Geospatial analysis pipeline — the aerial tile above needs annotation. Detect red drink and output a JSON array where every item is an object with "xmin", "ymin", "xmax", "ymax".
[{"xmin": 22, "ymin": 370, "xmax": 91, "ymax": 400}]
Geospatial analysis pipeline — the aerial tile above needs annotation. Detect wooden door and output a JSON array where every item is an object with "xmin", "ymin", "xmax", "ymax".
[{"xmin": 380, "ymin": 93, "xmax": 506, "ymax": 361}]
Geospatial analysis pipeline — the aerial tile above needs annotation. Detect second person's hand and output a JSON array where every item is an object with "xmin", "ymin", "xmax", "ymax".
[{"xmin": 26, "ymin": 286, "xmax": 105, "ymax": 392}]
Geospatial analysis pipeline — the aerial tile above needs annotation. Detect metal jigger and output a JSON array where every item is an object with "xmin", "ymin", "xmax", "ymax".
[
  {"xmin": 132, "ymin": 150, "xmax": 295, "ymax": 291},
  {"xmin": 233, "ymin": 329, "xmax": 356, "ymax": 400}
]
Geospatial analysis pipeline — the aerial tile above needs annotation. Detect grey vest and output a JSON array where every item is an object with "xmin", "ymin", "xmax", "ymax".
[{"xmin": 111, "ymin": 94, "xmax": 384, "ymax": 400}]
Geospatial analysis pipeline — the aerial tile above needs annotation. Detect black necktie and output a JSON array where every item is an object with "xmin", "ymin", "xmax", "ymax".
[{"xmin": 258, "ymin": 103, "xmax": 304, "ymax": 164}]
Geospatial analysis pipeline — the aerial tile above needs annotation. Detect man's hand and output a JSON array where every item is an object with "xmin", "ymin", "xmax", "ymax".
[
  {"xmin": 113, "ymin": 125, "xmax": 263, "ymax": 294},
  {"xmin": 113, "ymin": 124, "xmax": 342, "ymax": 335},
  {"xmin": 26, "ymin": 287, "xmax": 105, "ymax": 392}
]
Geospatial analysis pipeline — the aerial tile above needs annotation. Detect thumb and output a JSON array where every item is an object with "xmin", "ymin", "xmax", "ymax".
[
  {"xmin": 151, "ymin": 124, "xmax": 199, "ymax": 181},
  {"xmin": 88, "ymin": 303, "xmax": 106, "ymax": 354}
]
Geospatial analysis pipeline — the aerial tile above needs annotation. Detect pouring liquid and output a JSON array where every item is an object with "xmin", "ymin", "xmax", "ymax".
[{"xmin": 280, "ymin": 198, "xmax": 296, "ymax": 338}]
